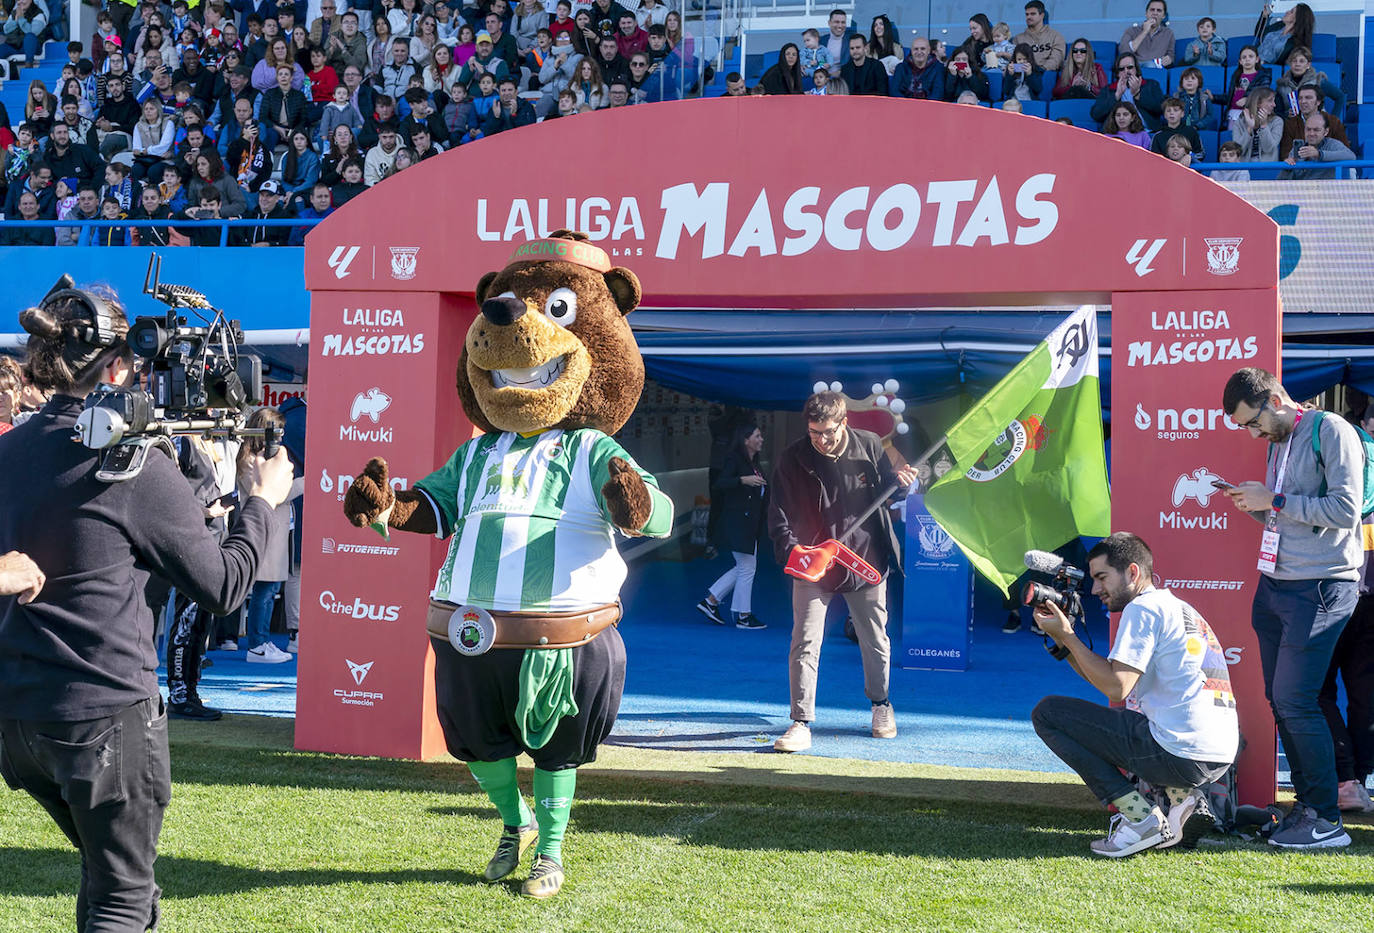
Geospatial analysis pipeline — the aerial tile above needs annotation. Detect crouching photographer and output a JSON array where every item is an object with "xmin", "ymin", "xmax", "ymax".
[
  {"xmin": 0, "ymin": 283, "xmax": 294, "ymax": 932},
  {"xmin": 1031, "ymin": 532, "xmax": 1239, "ymax": 858}
]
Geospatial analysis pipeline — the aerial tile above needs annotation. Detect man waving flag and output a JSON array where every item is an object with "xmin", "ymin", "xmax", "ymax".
[{"xmin": 924, "ymin": 305, "xmax": 1111, "ymax": 594}]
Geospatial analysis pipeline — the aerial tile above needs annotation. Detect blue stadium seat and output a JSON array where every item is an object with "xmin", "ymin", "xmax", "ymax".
[
  {"xmin": 1093, "ymin": 40, "xmax": 1118, "ymax": 69},
  {"xmin": 1310, "ymin": 33, "xmax": 1337, "ymax": 60},
  {"xmin": 760, "ymin": 49, "xmax": 779, "ymax": 71},
  {"xmin": 1141, "ymin": 65, "xmax": 1168, "ymax": 90},
  {"xmin": 1312, "ymin": 59, "xmax": 1341, "ymax": 81},
  {"xmin": 1200, "ymin": 130, "xmax": 1219, "ymax": 162},
  {"xmin": 1195, "ymin": 64, "xmax": 1226, "ymax": 98},
  {"xmin": 1048, "ymin": 99, "xmax": 1096, "ymax": 128},
  {"xmin": 986, "ymin": 71, "xmax": 1002, "ymax": 100},
  {"xmin": 1226, "ymin": 36, "xmax": 1254, "ymax": 63}
]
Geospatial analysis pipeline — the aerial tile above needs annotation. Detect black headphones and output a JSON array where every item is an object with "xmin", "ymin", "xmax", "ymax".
[{"xmin": 41, "ymin": 275, "xmax": 120, "ymax": 349}]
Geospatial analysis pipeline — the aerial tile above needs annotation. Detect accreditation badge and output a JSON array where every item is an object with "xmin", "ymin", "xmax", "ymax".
[{"xmin": 1257, "ymin": 511, "xmax": 1280, "ymax": 574}]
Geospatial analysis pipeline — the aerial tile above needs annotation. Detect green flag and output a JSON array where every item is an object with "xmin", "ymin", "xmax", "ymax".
[{"xmin": 924, "ymin": 305, "xmax": 1111, "ymax": 595}]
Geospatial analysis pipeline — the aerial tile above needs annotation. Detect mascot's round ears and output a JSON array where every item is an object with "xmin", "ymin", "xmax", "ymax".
[{"xmin": 474, "ymin": 266, "xmax": 641, "ymax": 317}]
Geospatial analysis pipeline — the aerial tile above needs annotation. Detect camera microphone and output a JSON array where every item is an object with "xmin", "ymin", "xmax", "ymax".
[{"xmin": 1023, "ymin": 549, "xmax": 1066, "ymax": 575}]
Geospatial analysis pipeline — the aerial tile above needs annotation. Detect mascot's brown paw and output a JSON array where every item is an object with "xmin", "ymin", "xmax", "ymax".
[
  {"xmin": 342, "ymin": 458, "xmax": 438, "ymax": 534},
  {"xmin": 601, "ymin": 457, "xmax": 652, "ymax": 533},
  {"xmin": 343, "ymin": 458, "xmax": 395, "ymax": 527}
]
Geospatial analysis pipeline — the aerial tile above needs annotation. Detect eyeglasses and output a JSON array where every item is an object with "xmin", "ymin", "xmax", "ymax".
[
  {"xmin": 1071, "ymin": 47, "xmax": 1087, "ymax": 53},
  {"xmin": 807, "ymin": 421, "xmax": 845, "ymax": 442},
  {"xmin": 1238, "ymin": 400, "xmax": 1269, "ymax": 430},
  {"xmin": 630, "ymin": 60, "xmax": 647, "ymax": 67}
]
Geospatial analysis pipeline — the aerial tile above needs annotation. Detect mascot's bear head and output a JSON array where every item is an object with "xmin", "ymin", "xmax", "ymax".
[{"xmin": 458, "ymin": 230, "xmax": 644, "ymax": 436}]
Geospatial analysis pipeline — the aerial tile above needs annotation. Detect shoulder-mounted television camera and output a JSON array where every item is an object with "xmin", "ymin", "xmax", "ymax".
[{"xmin": 72, "ymin": 255, "xmax": 280, "ymax": 482}]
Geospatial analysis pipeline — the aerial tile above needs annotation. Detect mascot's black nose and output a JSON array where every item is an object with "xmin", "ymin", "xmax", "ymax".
[{"xmin": 481, "ymin": 296, "xmax": 526, "ymax": 326}]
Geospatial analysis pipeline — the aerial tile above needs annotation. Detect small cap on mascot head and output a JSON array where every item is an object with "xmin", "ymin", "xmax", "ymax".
[{"xmin": 459, "ymin": 230, "xmax": 644, "ymax": 437}]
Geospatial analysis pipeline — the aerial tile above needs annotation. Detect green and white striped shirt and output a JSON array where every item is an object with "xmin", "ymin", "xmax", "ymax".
[{"xmin": 415, "ymin": 428, "xmax": 672, "ymax": 612}]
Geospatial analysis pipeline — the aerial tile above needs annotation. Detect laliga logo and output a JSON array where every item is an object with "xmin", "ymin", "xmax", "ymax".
[{"xmin": 1171, "ymin": 468, "xmax": 1226, "ymax": 507}]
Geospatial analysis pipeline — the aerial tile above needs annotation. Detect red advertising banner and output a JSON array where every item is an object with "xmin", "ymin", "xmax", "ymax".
[
  {"xmin": 295, "ymin": 290, "xmax": 478, "ymax": 759},
  {"xmin": 1110, "ymin": 287, "xmax": 1283, "ymax": 805},
  {"xmin": 303, "ymin": 98, "xmax": 1278, "ymax": 308}
]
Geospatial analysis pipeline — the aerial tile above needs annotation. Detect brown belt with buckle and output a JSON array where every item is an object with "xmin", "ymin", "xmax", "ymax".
[{"xmin": 427, "ymin": 599, "xmax": 621, "ymax": 651}]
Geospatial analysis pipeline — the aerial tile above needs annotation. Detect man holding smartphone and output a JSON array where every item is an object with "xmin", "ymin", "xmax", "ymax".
[{"xmin": 1221, "ymin": 367, "xmax": 1363, "ymax": 848}]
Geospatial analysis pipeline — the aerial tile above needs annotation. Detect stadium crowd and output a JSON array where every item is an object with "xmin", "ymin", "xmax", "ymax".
[{"xmin": 0, "ymin": 0, "xmax": 1358, "ymax": 244}]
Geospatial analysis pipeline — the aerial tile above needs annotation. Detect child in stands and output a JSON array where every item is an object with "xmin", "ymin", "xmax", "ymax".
[
  {"xmin": 799, "ymin": 27, "xmax": 829, "ymax": 78},
  {"xmin": 1209, "ymin": 140, "xmax": 1251, "ymax": 181},
  {"xmin": 1175, "ymin": 67, "xmax": 1213, "ymax": 128},
  {"xmin": 1181, "ymin": 16, "xmax": 1226, "ymax": 67}
]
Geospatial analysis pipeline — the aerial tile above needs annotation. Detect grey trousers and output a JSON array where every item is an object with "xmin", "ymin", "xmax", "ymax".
[{"xmin": 788, "ymin": 578, "xmax": 890, "ymax": 722}]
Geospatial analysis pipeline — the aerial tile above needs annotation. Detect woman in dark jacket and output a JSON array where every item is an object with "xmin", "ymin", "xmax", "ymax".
[
  {"xmin": 696, "ymin": 423, "xmax": 769, "ymax": 630},
  {"xmin": 759, "ymin": 42, "xmax": 804, "ymax": 94}
]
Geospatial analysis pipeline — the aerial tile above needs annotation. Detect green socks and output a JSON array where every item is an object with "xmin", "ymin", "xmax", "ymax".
[
  {"xmin": 467, "ymin": 758, "xmax": 532, "ymax": 830},
  {"xmin": 533, "ymin": 767, "xmax": 577, "ymax": 863},
  {"xmin": 1163, "ymin": 787, "xmax": 1192, "ymax": 808},
  {"xmin": 1111, "ymin": 790, "xmax": 1155, "ymax": 822}
]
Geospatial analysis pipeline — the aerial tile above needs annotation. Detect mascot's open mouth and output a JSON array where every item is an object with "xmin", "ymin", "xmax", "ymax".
[{"xmin": 491, "ymin": 356, "xmax": 567, "ymax": 389}]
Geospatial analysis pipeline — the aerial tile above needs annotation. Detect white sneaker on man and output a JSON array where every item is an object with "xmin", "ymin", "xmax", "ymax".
[
  {"xmin": 1337, "ymin": 780, "xmax": 1374, "ymax": 813},
  {"xmin": 1089, "ymin": 806, "xmax": 1170, "ymax": 857},
  {"xmin": 246, "ymin": 642, "xmax": 291, "ymax": 664},
  {"xmin": 872, "ymin": 703, "xmax": 897, "ymax": 738},
  {"xmin": 773, "ymin": 721, "xmax": 811, "ymax": 753},
  {"xmin": 286, "ymin": 632, "xmax": 299, "ymax": 654}
]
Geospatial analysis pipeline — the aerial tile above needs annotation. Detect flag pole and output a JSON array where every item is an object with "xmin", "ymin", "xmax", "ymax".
[{"xmin": 834, "ymin": 433, "xmax": 949, "ymax": 543}]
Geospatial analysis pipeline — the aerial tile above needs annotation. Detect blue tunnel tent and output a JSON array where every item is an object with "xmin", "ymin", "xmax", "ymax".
[{"xmin": 627, "ymin": 309, "xmax": 1374, "ymax": 418}]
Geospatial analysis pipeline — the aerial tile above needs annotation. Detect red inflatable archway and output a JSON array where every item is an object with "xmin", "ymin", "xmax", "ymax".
[{"xmin": 299, "ymin": 98, "xmax": 1280, "ymax": 803}]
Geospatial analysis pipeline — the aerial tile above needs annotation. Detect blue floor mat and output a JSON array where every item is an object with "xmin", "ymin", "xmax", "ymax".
[{"xmin": 175, "ymin": 551, "xmax": 1288, "ymax": 779}]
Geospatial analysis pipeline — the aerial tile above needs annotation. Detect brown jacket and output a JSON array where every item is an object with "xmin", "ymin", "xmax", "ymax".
[{"xmin": 1280, "ymin": 112, "xmax": 1348, "ymax": 160}]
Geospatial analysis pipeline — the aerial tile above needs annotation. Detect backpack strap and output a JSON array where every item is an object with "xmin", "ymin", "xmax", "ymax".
[{"xmin": 1310, "ymin": 410, "xmax": 1328, "ymax": 499}]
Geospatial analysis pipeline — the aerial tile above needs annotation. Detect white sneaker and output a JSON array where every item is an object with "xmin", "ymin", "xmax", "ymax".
[
  {"xmin": 871, "ymin": 703, "xmax": 897, "ymax": 738},
  {"xmin": 286, "ymin": 632, "xmax": 299, "ymax": 654},
  {"xmin": 1338, "ymin": 780, "xmax": 1374, "ymax": 813},
  {"xmin": 216, "ymin": 640, "xmax": 239, "ymax": 651},
  {"xmin": 1090, "ymin": 806, "xmax": 1170, "ymax": 858},
  {"xmin": 773, "ymin": 721, "xmax": 812, "ymax": 753},
  {"xmin": 246, "ymin": 642, "xmax": 291, "ymax": 664}
]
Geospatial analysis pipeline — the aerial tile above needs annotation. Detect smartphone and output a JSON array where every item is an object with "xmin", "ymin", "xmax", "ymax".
[
  {"xmin": 955, "ymin": 61, "xmax": 967, "ymax": 72},
  {"xmin": 1210, "ymin": 479, "xmax": 1234, "ymax": 490}
]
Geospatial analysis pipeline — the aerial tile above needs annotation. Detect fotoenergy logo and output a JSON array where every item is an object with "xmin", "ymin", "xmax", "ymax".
[
  {"xmin": 320, "ymin": 537, "xmax": 401, "ymax": 557},
  {"xmin": 318, "ymin": 590, "xmax": 401, "ymax": 622},
  {"xmin": 336, "ymin": 659, "xmax": 384, "ymax": 706}
]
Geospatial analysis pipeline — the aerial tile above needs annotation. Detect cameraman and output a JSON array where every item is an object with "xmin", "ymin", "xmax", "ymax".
[
  {"xmin": 1031, "ymin": 533, "xmax": 1239, "ymax": 858},
  {"xmin": 0, "ymin": 285, "xmax": 293, "ymax": 932}
]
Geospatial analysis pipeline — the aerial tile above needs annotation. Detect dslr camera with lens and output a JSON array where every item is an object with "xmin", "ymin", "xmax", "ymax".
[{"xmin": 1021, "ymin": 549, "xmax": 1087, "ymax": 660}]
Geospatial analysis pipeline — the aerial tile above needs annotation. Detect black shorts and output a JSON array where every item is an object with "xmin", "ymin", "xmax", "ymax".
[{"xmin": 432, "ymin": 624, "xmax": 626, "ymax": 771}]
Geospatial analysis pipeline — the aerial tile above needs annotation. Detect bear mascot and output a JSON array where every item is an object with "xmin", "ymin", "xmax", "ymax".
[{"xmin": 342, "ymin": 231, "xmax": 672, "ymax": 899}]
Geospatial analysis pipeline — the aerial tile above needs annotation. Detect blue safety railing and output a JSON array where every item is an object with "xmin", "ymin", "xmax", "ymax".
[
  {"xmin": 1189, "ymin": 159, "xmax": 1374, "ymax": 178},
  {"xmin": 0, "ymin": 218, "xmax": 324, "ymax": 247}
]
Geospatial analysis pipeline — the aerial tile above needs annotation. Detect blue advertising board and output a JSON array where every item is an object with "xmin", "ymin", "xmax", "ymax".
[{"xmin": 900, "ymin": 491, "xmax": 973, "ymax": 671}]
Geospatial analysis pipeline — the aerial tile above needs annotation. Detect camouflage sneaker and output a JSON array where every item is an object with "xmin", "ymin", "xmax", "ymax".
[
  {"xmin": 483, "ymin": 823, "xmax": 538, "ymax": 882},
  {"xmin": 521, "ymin": 855, "xmax": 565, "ymax": 899}
]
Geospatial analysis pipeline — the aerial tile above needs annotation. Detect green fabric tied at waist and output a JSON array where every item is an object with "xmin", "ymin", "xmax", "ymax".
[{"xmin": 515, "ymin": 647, "xmax": 578, "ymax": 749}]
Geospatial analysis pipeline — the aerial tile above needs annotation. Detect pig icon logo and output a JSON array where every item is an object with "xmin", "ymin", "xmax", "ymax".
[{"xmin": 350, "ymin": 388, "xmax": 392, "ymax": 424}]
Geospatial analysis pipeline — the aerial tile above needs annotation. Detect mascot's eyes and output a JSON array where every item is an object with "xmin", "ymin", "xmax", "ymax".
[{"xmin": 543, "ymin": 288, "xmax": 578, "ymax": 327}]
